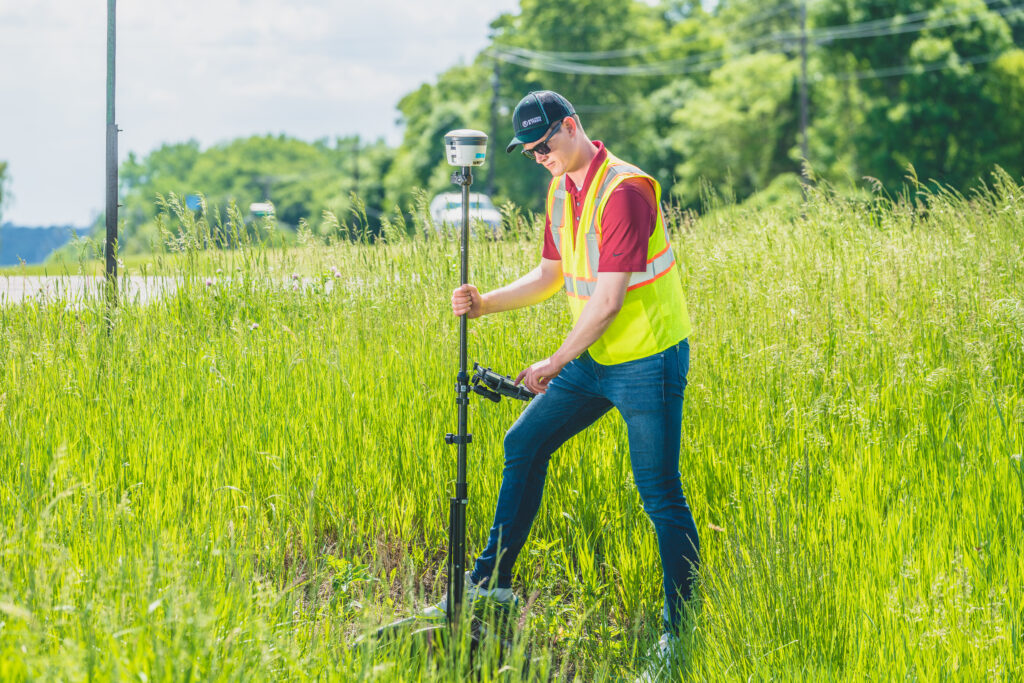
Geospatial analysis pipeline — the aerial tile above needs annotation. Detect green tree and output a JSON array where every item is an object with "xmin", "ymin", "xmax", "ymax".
[
  {"xmin": 816, "ymin": 0, "xmax": 1018, "ymax": 189},
  {"xmin": 384, "ymin": 63, "xmax": 492, "ymax": 214},
  {"xmin": 119, "ymin": 141, "xmax": 202, "ymax": 236},
  {"xmin": 385, "ymin": 0, "xmax": 687, "ymax": 215},
  {"xmin": 490, "ymin": 0, "xmax": 708, "ymax": 207},
  {"xmin": 713, "ymin": 0, "xmax": 800, "ymax": 44},
  {"xmin": 634, "ymin": 78, "xmax": 702, "ymax": 189},
  {"xmin": 186, "ymin": 135, "xmax": 335, "ymax": 230},
  {"xmin": 492, "ymin": 0, "xmax": 650, "ymax": 146},
  {"xmin": 627, "ymin": 4, "xmax": 725, "ymax": 188},
  {"xmin": 386, "ymin": 0, "xmax": 845, "ymax": 216},
  {"xmin": 670, "ymin": 53, "xmax": 800, "ymax": 205},
  {"xmin": 983, "ymin": 48, "xmax": 1024, "ymax": 178},
  {"xmin": 110, "ymin": 134, "xmax": 394, "ymax": 254}
]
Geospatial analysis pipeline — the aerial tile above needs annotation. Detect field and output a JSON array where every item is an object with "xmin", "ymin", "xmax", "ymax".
[{"xmin": 0, "ymin": 175, "xmax": 1021, "ymax": 681}]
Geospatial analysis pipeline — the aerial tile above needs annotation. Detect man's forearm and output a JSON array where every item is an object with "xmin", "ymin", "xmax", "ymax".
[
  {"xmin": 481, "ymin": 263, "xmax": 563, "ymax": 315},
  {"xmin": 551, "ymin": 298, "xmax": 619, "ymax": 365},
  {"xmin": 551, "ymin": 272, "xmax": 630, "ymax": 365},
  {"xmin": 513, "ymin": 271, "xmax": 630, "ymax": 394}
]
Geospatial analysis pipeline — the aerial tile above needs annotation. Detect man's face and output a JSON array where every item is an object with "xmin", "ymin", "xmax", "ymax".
[{"xmin": 523, "ymin": 119, "xmax": 569, "ymax": 176}]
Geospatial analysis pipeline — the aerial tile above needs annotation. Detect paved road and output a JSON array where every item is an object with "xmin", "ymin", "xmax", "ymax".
[
  {"xmin": 0, "ymin": 276, "xmax": 181, "ymax": 306},
  {"xmin": 0, "ymin": 275, "xmax": 331, "ymax": 306}
]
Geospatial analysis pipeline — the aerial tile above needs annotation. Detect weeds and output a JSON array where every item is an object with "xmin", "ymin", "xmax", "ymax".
[{"xmin": 0, "ymin": 175, "xmax": 1021, "ymax": 680}]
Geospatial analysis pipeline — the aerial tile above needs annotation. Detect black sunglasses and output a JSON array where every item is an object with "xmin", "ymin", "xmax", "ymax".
[{"xmin": 521, "ymin": 121, "xmax": 563, "ymax": 160}]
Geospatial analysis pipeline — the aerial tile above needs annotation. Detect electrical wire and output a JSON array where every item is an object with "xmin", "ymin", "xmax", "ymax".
[
  {"xmin": 825, "ymin": 50, "xmax": 1008, "ymax": 81},
  {"xmin": 491, "ymin": 46, "xmax": 746, "ymax": 76},
  {"xmin": 520, "ymin": 2, "xmax": 798, "ymax": 61},
  {"xmin": 809, "ymin": 0, "xmax": 1003, "ymax": 41},
  {"xmin": 566, "ymin": 49, "xmax": 1012, "ymax": 116},
  {"xmin": 491, "ymin": 20, "xmax": 798, "ymax": 77},
  {"xmin": 490, "ymin": 0, "xmax": 1021, "ymax": 76},
  {"xmin": 493, "ymin": 2, "xmax": 1024, "ymax": 119},
  {"xmin": 492, "ymin": 19, "xmax": 792, "ymax": 73},
  {"xmin": 810, "ymin": 1, "xmax": 1023, "ymax": 43}
]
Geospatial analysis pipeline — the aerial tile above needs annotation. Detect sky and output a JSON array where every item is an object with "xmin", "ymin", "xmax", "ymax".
[{"xmin": 0, "ymin": 0, "xmax": 520, "ymax": 227}]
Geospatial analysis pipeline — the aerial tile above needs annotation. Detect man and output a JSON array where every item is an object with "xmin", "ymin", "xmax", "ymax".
[{"xmin": 434, "ymin": 90, "xmax": 699, "ymax": 659}]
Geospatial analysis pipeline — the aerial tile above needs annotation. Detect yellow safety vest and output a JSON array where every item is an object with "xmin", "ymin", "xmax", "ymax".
[{"xmin": 546, "ymin": 151, "xmax": 691, "ymax": 365}]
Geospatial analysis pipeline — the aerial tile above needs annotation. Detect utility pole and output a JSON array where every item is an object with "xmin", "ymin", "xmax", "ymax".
[
  {"xmin": 799, "ymin": 0, "xmax": 810, "ymax": 169},
  {"xmin": 487, "ymin": 60, "xmax": 499, "ymax": 197},
  {"xmin": 105, "ymin": 0, "xmax": 118, "ymax": 303}
]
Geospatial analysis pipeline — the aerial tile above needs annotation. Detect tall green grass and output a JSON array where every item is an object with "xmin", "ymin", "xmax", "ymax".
[{"xmin": 0, "ymin": 173, "xmax": 1021, "ymax": 680}]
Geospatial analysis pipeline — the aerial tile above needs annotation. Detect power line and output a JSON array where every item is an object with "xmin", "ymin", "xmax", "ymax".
[
  {"xmin": 531, "ymin": 49, "xmax": 1011, "ymax": 116},
  {"xmin": 490, "ymin": 0, "xmax": 1021, "ymax": 77},
  {"xmin": 490, "ymin": 46, "xmax": 748, "ymax": 77},
  {"xmin": 824, "ymin": 50, "xmax": 1008, "ymax": 81},
  {"xmin": 809, "ymin": 0, "xmax": 1003, "ymax": 41},
  {"xmin": 492, "ymin": 20, "xmax": 791, "ymax": 75},
  {"xmin": 522, "ymin": 2, "xmax": 798, "ymax": 61},
  {"xmin": 810, "ymin": 1, "xmax": 1023, "ymax": 43},
  {"xmin": 491, "ymin": 17, "xmax": 799, "ymax": 76}
]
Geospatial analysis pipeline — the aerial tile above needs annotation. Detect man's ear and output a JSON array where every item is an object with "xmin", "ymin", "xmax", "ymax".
[{"xmin": 563, "ymin": 116, "xmax": 578, "ymax": 136}]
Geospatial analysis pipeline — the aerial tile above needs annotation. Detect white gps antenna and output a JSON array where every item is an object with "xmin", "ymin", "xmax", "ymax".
[{"xmin": 444, "ymin": 129, "xmax": 488, "ymax": 167}]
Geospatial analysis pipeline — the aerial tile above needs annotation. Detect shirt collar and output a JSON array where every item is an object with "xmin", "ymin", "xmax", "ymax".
[{"xmin": 565, "ymin": 141, "xmax": 607, "ymax": 197}]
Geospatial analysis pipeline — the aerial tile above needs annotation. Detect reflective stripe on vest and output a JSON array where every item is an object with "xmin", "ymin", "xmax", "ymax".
[
  {"xmin": 548, "ymin": 178, "xmax": 567, "ymax": 255},
  {"xmin": 563, "ymin": 246, "xmax": 675, "ymax": 299}
]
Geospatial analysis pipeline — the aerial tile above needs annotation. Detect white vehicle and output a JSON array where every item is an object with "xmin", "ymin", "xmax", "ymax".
[{"xmin": 428, "ymin": 192, "xmax": 502, "ymax": 238}]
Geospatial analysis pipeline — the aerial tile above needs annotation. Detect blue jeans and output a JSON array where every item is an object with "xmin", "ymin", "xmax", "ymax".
[{"xmin": 470, "ymin": 339, "xmax": 699, "ymax": 633}]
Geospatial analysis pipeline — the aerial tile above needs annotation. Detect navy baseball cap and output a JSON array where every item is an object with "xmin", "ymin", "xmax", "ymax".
[{"xmin": 505, "ymin": 90, "xmax": 576, "ymax": 153}]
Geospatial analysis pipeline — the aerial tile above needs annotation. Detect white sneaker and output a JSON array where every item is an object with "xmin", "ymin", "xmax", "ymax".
[
  {"xmin": 418, "ymin": 571, "xmax": 519, "ymax": 622},
  {"xmin": 635, "ymin": 633, "xmax": 680, "ymax": 683}
]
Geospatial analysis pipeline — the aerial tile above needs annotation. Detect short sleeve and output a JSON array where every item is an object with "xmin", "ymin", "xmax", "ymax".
[{"xmin": 597, "ymin": 178, "xmax": 656, "ymax": 273}]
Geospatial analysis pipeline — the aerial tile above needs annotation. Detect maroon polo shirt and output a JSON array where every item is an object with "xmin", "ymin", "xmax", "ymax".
[{"xmin": 542, "ymin": 141, "xmax": 656, "ymax": 273}]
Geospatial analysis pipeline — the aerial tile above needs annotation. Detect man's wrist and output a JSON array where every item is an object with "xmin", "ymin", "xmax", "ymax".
[{"xmin": 551, "ymin": 348, "xmax": 573, "ymax": 368}]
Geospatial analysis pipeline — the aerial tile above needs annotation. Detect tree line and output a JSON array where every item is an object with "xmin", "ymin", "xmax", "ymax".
[{"xmin": 69, "ymin": 0, "xmax": 1024, "ymax": 253}]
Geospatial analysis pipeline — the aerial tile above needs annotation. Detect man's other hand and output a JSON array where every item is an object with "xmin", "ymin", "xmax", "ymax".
[
  {"xmin": 516, "ymin": 356, "xmax": 566, "ymax": 395},
  {"xmin": 451, "ymin": 284, "xmax": 484, "ymax": 318}
]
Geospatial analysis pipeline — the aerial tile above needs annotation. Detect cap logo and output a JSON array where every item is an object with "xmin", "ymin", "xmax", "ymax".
[{"xmin": 522, "ymin": 116, "xmax": 543, "ymax": 127}]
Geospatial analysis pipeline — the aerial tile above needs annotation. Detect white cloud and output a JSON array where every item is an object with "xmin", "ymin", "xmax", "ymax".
[{"xmin": 0, "ymin": 0, "xmax": 519, "ymax": 225}]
